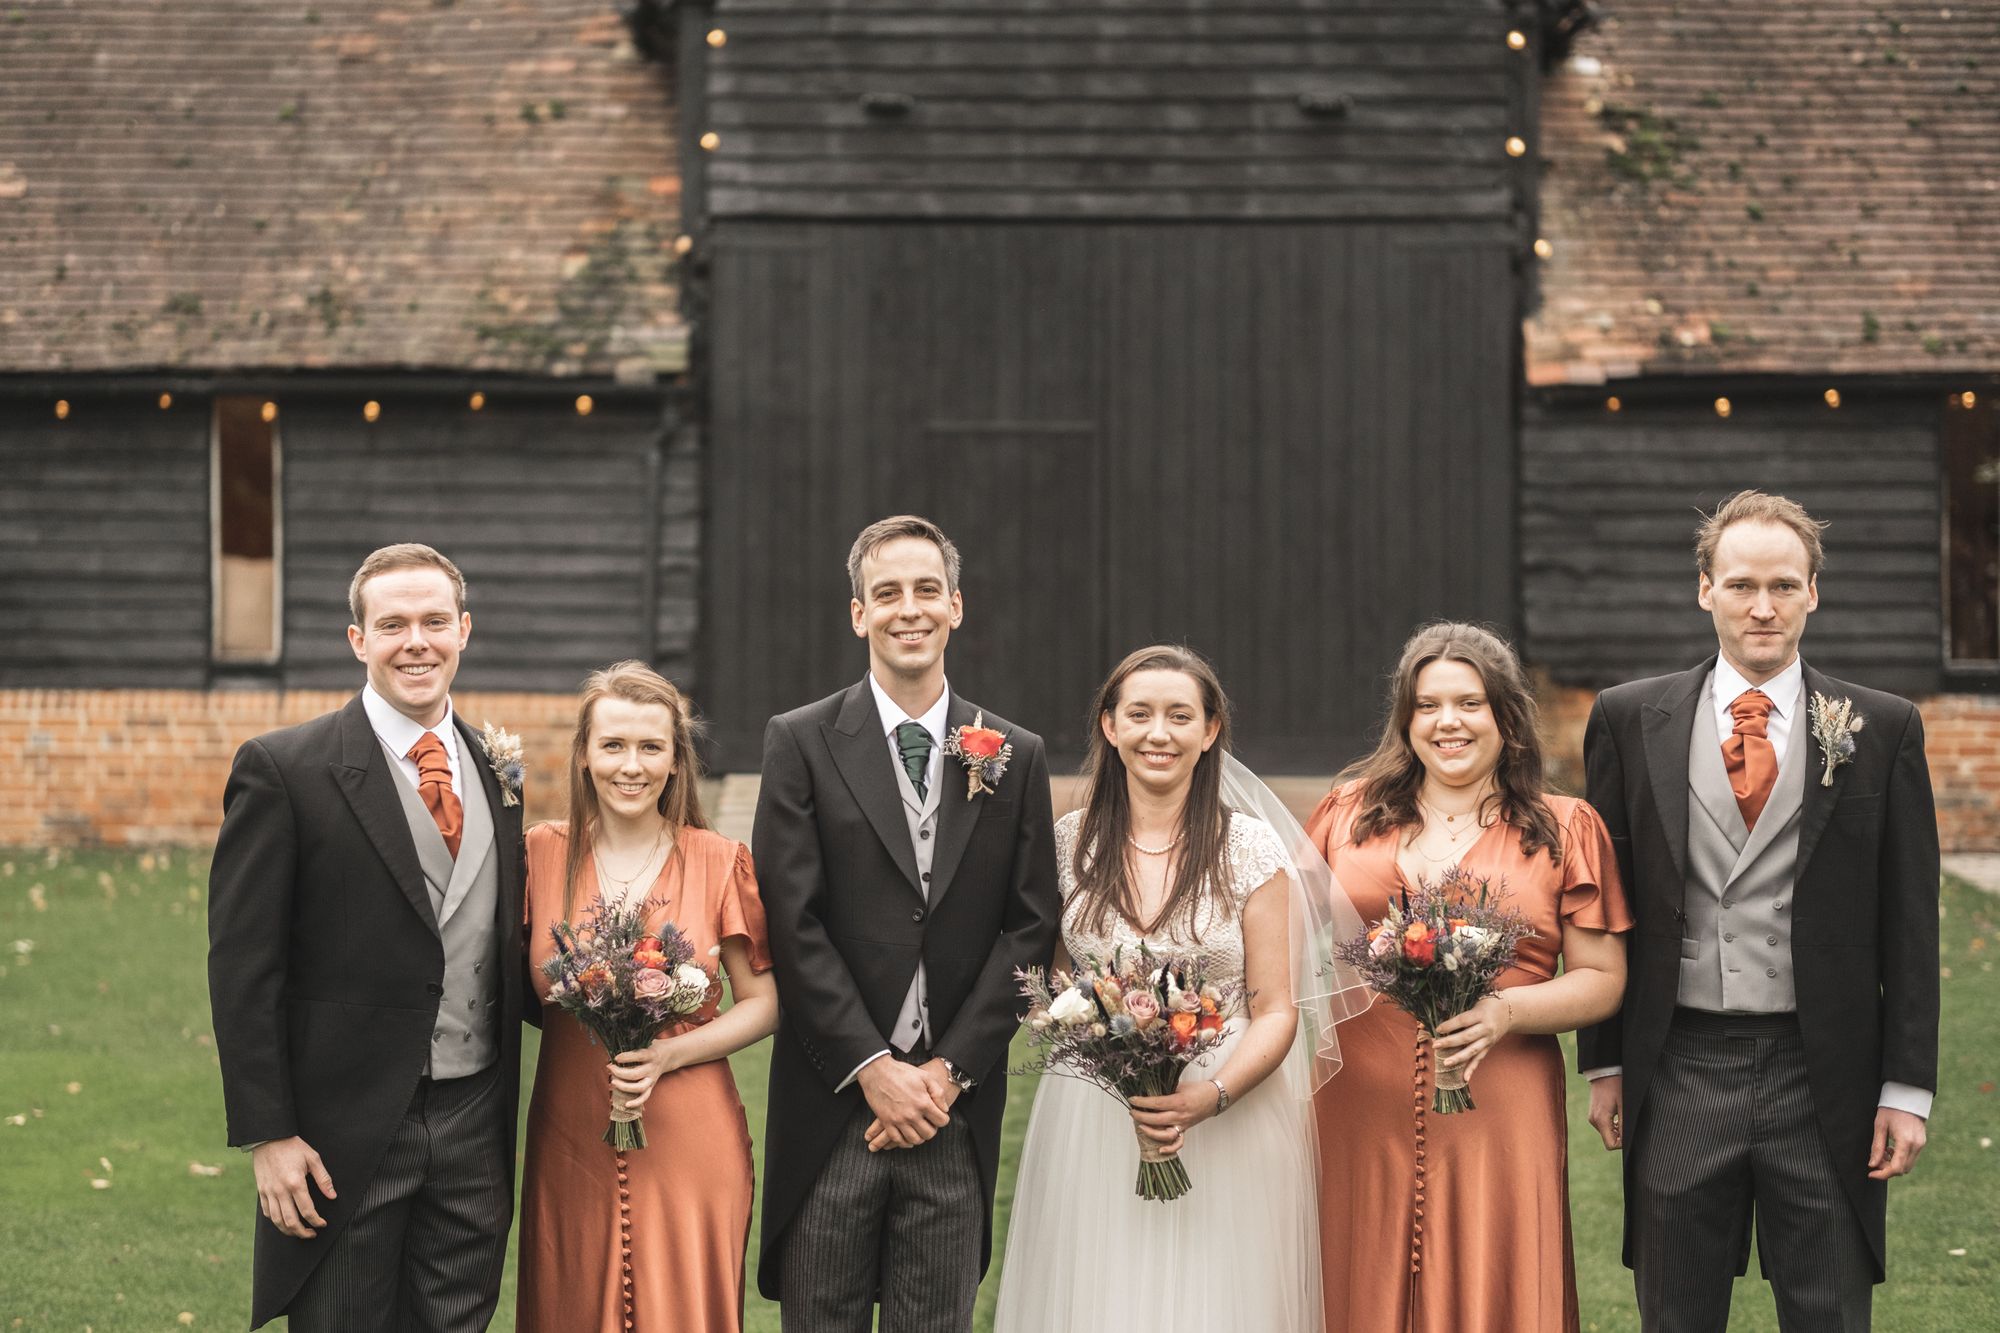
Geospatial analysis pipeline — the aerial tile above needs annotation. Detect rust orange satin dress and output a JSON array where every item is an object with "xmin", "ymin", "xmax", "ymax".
[
  {"xmin": 517, "ymin": 823, "xmax": 772, "ymax": 1333},
  {"xmin": 1309, "ymin": 787, "xmax": 1631, "ymax": 1333}
]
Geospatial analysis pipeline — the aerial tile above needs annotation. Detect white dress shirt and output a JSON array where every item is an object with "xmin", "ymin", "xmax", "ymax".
[
  {"xmin": 836, "ymin": 675, "xmax": 951, "ymax": 1091},
  {"xmin": 362, "ymin": 684, "xmax": 461, "ymax": 795},
  {"xmin": 1586, "ymin": 655, "xmax": 1931, "ymax": 1119}
]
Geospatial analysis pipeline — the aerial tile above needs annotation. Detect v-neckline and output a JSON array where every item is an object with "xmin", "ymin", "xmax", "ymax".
[{"xmin": 1392, "ymin": 814, "xmax": 1502, "ymax": 889}]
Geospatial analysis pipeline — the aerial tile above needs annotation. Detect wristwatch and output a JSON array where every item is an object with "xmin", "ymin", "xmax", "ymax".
[{"xmin": 939, "ymin": 1058, "xmax": 977, "ymax": 1093}]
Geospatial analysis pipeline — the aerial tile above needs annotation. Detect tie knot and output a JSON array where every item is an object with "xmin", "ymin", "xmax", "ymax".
[
  {"xmin": 1729, "ymin": 689, "xmax": 1774, "ymax": 734},
  {"xmin": 895, "ymin": 721, "xmax": 934, "ymax": 759},
  {"xmin": 407, "ymin": 731, "xmax": 451, "ymax": 780}
]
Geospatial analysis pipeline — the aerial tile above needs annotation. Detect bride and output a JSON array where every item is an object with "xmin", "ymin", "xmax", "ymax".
[{"xmin": 994, "ymin": 645, "xmax": 1368, "ymax": 1332}]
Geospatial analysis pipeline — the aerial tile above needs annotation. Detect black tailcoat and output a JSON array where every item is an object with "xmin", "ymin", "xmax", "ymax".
[
  {"xmin": 1578, "ymin": 657, "xmax": 1939, "ymax": 1278},
  {"xmin": 206, "ymin": 694, "xmax": 527, "ymax": 1327},
  {"xmin": 752, "ymin": 678, "xmax": 1061, "ymax": 1299}
]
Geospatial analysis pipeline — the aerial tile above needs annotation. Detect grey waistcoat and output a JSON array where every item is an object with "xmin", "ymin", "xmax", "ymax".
[
  {"xmin": 1678, "ymin": 674, "xmax": 1807, "ymax": 1013},
  {"xmin": 386, "ymin": 743, "xmax": 501, "ymax": 1078},
  {"xmin": 888, "ymin": 752, "xmax": 942, "ymax": 1052}
]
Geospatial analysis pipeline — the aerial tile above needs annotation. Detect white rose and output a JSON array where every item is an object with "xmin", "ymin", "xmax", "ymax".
[
  {"xmin": 1456, "ymin": 925, "xmax": 1494, "ymax": 952},
  {"xmin": 1047, "ymin": 988, "xmax": 1096, "ymax": 1026},
  {"xmin": 669, "ymin": 963, "xmax": 712, "ymax": 1011}
]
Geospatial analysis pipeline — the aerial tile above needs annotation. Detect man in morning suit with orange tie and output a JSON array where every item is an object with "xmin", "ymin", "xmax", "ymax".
[
  {"xmin": 208, "ymin": 544, "xmax": 527, "ymax": 1330},
  {"xmin": 1577, "ymin": 491, "xmax": 1940, "ymax": 1332}
]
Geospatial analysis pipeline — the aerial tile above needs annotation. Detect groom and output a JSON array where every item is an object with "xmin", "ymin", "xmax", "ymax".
[
  {"xmin": 208, "ymin": 543, "xmax": 526, "ymax": 1330},
  {"xmin": 754, "ymin": 514, "xmax": 1060, "ymax": 1331},
  {"xmin": 1579, "ymin": 491, "xmax": 1939, "ymax": 1331}
]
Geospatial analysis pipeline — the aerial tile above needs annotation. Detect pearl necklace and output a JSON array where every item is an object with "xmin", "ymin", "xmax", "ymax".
[{"xmin": 1126, "ymin": 828, "xmax": 1185, "ymax": 856}]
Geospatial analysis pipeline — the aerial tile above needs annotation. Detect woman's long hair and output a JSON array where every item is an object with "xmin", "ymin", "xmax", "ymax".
[
  {"xmin": 1336, "ymin": 622, "xmax": 1562, "ymax": 862},
  {"xmin": 1070, "ymin": 645, "xmax": 1235, "ymax": 939},
  {"xmin": 560, "ymin": 660, "xmax": 709, "ymax": 917}
]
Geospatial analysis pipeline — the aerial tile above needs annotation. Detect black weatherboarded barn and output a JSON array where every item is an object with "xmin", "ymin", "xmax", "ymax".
[{"xmin": 691, "ymin": 1, "xmax": 1556, "ymax": 767}]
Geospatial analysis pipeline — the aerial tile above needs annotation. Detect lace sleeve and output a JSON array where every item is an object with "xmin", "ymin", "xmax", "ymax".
[
  {"xmin": 1053, "ymin": 808, "xmax": 1083, "ymax": 898},
  {"xmin": 1227, "ymin": 813, "xmax": 1290, "ymax": 906}
]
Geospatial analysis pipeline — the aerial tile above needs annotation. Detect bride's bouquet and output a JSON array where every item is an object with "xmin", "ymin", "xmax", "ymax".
[
  {"xmin": 1016, "ymin": 946, "xmax": 1239, "ymax": 1202},
  {"xmin": 541, "ymin": 894, "xmax": 719, "ymax": 1149},
  {"xmin": 1333, "ymin": 865, "xmax": 1534, "ymax": 1113}
]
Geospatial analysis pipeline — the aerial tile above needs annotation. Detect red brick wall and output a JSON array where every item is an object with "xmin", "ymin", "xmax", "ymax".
[
  {"xmin": 1535, "ymin": 681, "xmax": 2000, "ymax": 852},
  {"xmin": 0, "ymin": 690, "xmax": 581, "ymax": 847}
]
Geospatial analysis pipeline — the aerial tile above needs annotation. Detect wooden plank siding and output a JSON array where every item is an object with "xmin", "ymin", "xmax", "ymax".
[
  {"xmin": 1520, "ymin": 393, "xmax": 1944, "ymax": 697},
  {"xmin": 276, "ymin": 394, "xmax": 691, "ymax": 696},
  {"xmin": 703, "ymin": 1, "xmax": 1527, "ymax": 221},
  {"xmin": 702, "ymin": 221, "xmax": 1519, "ymax": 769},
  {"xmin": 0, "ymin": 398, "xmax": 212, "ymax": 686}
]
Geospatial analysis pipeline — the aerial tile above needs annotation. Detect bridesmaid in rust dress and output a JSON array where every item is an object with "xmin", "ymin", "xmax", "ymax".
[
  {"xmin": 1308, "ymin": 623, "xmax": 1631, "ymax": 1333},
  {"xmin": 518, "ymin": 662, "xmax": 777, "ymax": 1333}
]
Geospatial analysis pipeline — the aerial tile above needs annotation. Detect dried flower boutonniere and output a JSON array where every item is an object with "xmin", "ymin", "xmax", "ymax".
[
  {"xmin": 479, "ymin": 721, "xmax": 525, "ymax": 807},
  {"xmin": 1808, "ymin": 692, "xmax": 1865, "ymax": 788},
  {"xmin": 944, "ymin": 712, "xmax": 1013, "ymax": 800}
]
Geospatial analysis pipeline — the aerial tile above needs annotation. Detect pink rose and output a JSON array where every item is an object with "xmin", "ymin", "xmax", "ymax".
[
  {"xmin": 1123, "ymin": 991, "xmax": 1160, "ymax": 1030},
  {"xmin": 633, "ymin": 968, "xmax": 670, "ymax": 1000}
]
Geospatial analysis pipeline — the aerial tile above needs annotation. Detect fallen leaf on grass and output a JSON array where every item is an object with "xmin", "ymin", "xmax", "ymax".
[
  {"xmin": 65, "ymin": 1081, "xmax": 81, "ymax": 1095},
  {"xmin": 1949, "ymin": 1248, "xmax": 1967, "ymax": 1257},
  {"xmin": 1980, "ymin": 1137, "xmax": 1992, "ymax": 1149},
  {"xmin": 10, "ymin": 939, "xmax": 32, "ymax": 956},
  {"xmin": 5, "ymin": 1114, "xmax": 25, "ymax": 1127},
  {"xmin": 188, "ymin": 1161, "xmax": 224, "ymax": 1177},
  {"xmin": 89, "ymin": 1178, "xmax": 110, "ymax": 1190},
  {"xmin": 1941, "ymin": 967, "xmax": 1954, "ymax": 979},
  {"xmin": 139, "ymin": 853, "xmax": 156, "ymax": 873},
  {"xmin": 1981, "ymin": 1082, "xmax": 1996, "ymax": 1095},
  {"xmin": 47, "ymin": 1023, "xmax": 59, "ymax": 1036},
  {"xmin": 178, "ymin": 1314, "xmax": 195, "ymax": 1326},
  {"xmin": 27, "ymin": 884, "xmax": 45, "ymax": 911}
]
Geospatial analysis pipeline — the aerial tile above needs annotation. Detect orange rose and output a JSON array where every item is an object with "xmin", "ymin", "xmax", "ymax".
[
  {"xmin": 959, "ymin": 726, "xmax": 1006, "ymax": 759},
  {"xmin": 1197, "ymin": 1011, "xmax": 1224, "ymax": 1034},
  {"xmin": 1168, "ymin": 1011, "xmax": 1199, "ymax": 1046}
]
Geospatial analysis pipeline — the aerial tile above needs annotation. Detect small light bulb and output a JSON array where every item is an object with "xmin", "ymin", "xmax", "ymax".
[
  {"xmin": 1606, "ymin": 396, "xmax": 1622, "ymax": 413},
  {"xmin": 1715, "ymin": 397, "xmax": 1732, "ymax": 419},
  {"xmin": 1533, "ymin": 237, "xmax": 1553, "ymax": 259},
  {"xmin": 1963, "ymin": 390, "xmax": 1979, "ymax": 409},
  {"xmin": 55, "ymin": 399, "xmax": 70, "ymax": 420},
  {"xmin": 1506, "ymin": 30, "xmax": 1527, "ymax": 51},
  {"xmin": 1824, "ymin": 388, "xmax": 1841, "ymax": 408},
  {"xmin": 158, "ymin": 392, "xmax": 173, "ymax": 410},
  {"xmin": 261, "ymin": 402, "xmax": 278, "ymax": 423},
  {"xmin": 363, "ymin": 400, "xmax": 381, "ymax": 423},
  {"xmin": 700, "ymin": 131, "xmax": 721, "ymax": 152},
  {"xmin": 576, "ymin": 395, "xmax": 594, "ymax": 417},
  {"xmin": 673, "ymin": 234, "xmax": 694, "ymax": 256},
  {"xmin": 469, "ymin": 391, "xmax": 486, "ymax": 411},
  {"xmin": 707, "ymin": 28, "xmax": 727, "ymax": 48},
  {"xmin": 1505, "ymin": 136, "xmax": 1527, "ymax": 157}
]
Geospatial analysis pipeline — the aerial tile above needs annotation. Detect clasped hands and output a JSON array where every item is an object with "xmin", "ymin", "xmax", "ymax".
[
  {"xmin": 1432, "ymin": 992, "xmax": 1514, "ymax": 1082},
  {"xmin": 859, "ymin": 1056, "xmax": 960, "ymax": 1152}
]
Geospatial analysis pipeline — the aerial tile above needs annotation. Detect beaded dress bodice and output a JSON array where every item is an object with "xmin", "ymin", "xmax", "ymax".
[{"xmin": 1054, "ymin": 809, "xmax": 1288, "ymax": 982}]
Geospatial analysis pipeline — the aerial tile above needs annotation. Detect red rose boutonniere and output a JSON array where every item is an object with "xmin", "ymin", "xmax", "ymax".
[{"xmin": 943, "ymin": 711, "xmax": 1013, "ymax": 800}]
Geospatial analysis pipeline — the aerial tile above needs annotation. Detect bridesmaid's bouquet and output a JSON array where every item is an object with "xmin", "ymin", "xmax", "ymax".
[
  {"xmin": 1333, "ymin": 865, "xmax": 1534, "ymax": 1113},
  {"xmin": 1016, "ymin": 946, "xmax": 1239, "ymax": 1202},
  {"xmin": 541, "ymin": 893, "xmax": 719, "ymax": 1149}
]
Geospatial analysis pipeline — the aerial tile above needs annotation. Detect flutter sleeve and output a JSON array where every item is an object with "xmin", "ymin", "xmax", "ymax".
[
  {"xmin": 1557, "ymin": 798, "xmax": 1634, "ymax": 933},
  {"xmin": 720, "ymin": 840, "xmax": 774, "ymax": 974}
]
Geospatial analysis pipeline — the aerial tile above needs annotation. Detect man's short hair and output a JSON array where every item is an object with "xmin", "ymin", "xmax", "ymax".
[
  {"xmin": 846, "ymin": 515, "xmax": 961, "ymax": 600},
  {"xmin": 348, "ymin": 543, "xmax": 467, "ymax": 627},
  {"xmin": 1694, "ymin": 490, "xmax": 1828, "ymax": 579}
]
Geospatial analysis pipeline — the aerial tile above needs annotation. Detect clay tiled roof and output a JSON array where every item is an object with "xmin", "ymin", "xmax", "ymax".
[
  {"xmin": 0, "ymin": 1, "xmax": 684, "ymax": 378},
  {"xmin": 1527, "ymin": 1, "xmax": 2000, "ymax": 384}
]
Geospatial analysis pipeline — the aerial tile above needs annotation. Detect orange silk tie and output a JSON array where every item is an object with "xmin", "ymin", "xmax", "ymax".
[
  {"xmin": 407, "ymin": 732, "xmax": 462, "ymax": 859},
  {"xmin": 1722, "ymin": 689, "xmax": 1779, "ymax": 831}
]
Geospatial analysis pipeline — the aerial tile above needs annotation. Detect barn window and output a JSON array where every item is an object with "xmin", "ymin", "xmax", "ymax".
[
  {"xmin": 1944, "ymin": 391, "xmax": 2000, "ymax": 666},
  {"xmin": 212, "ymin": 395, "xmax": 282, "ymax": 662}
]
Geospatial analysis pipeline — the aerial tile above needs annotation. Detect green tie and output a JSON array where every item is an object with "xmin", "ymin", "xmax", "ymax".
[{"xmin": 895, "ymin": 721, "xmax": 933, "ymax": 802}]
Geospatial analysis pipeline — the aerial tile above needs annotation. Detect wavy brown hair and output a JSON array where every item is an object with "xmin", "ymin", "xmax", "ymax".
[
  {"xmin": 1335, "ymin": 622, "xmax": 1562, "ymax": 863},
  {"xmin": 559, "ymin": 660, "xmax": 710, "ymax": 918},
  {"xmin": 1070, "ymin": 645, "xmax": 1235, "ymax": 939}
]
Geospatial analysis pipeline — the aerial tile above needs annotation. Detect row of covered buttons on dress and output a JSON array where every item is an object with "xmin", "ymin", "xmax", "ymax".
[
  {"xmin": 1410, "ymin": 1028, "xmax": 1429, "ymax": 1276},
  {"xmin": 617, "ymin": 1148, "xmax": 635, "ymax": 1328}
]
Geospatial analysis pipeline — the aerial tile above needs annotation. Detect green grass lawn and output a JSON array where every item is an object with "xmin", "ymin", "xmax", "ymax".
[{"xmin": 1, "ymin": 848, "xmax": 1994, "ymax": 1331}]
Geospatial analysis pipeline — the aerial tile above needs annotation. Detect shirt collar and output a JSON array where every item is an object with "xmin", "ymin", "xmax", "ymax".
[
  {"xmin": 362, "ymin": 683, "xmax": 458, "ymax": 760},
  {"xmin": 1712, "ymin": 654, "xmax": 1802, "ymax": 719},
  {"xmin": 868, "ymin": 672, "xmax": 950, "ymax": 743}
]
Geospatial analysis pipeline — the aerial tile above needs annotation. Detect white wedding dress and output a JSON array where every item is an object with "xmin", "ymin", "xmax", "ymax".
[{"xmin": 993, "ymin": 809, "xmax": 1324, "ymax": 1333}]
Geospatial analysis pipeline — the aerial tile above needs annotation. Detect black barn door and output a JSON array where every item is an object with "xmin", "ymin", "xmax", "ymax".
[{"xmin": 704, "ymin": 222, "xmax": 1516, "ymax": 771}]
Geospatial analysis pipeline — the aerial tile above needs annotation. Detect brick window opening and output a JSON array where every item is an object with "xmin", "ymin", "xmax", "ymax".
[
  {"xmin": 212, "ymin": 396, "xmax": 281, "ymax": 662},
  {"xmin": 1945, "ymin": 392, "xmax": 2000, "ymax": 666}
]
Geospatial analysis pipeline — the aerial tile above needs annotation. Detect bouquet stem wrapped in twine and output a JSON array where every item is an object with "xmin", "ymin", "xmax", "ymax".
[{"xmin": 607, "ymin": 1083, "xmax": 648, "ymax": 1151}]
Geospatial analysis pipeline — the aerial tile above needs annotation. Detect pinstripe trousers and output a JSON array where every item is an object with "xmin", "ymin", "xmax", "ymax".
[
  {"xmin": 779, "ymin": 1097, "xmax": 983, "ymax": 1333},
  {"xmin": 287, "ymin": 1065, "xmax": 513, "ymax": 1333},
  {"xmin": 1632, "ymin": 1010, "xmax": 1873, "ymax": 1333}
]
